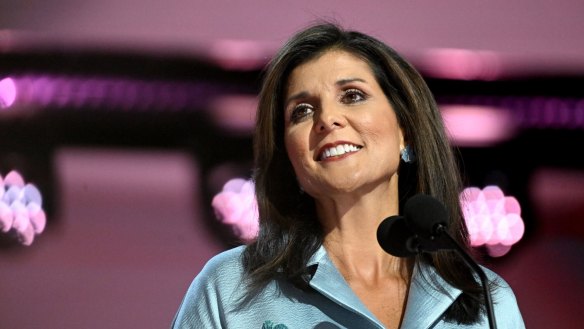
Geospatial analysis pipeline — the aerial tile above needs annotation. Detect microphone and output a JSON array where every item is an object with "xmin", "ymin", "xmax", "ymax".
[
  {"xmin": 399, "ymin": 194, "xmax": 498, "ymax": 329},
  {"xmin": 377, "ymin": 215, "xmax": 452, "ymax": 257},
  {"xmin": 403, "ymin": 194, "xmax": 448, "ymax": 239},
  {"xmin": 376, "ymin": 215, "xmax": 417, "ymax": 257}
]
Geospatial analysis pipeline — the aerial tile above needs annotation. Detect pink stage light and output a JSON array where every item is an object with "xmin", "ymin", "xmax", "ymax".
[
  {"xmin": 460, "ymin": 186, "xmax": 525, "ymax": 257},
  {"xmin": 0, "ymin": 77, "xmax": 17, "ymax": 109},
  {"xmin": 420, "ymin": 48, "xmax": 502, "ymax": 81},
  {"xmin": 208, "ymin": 94, "xmax": 257, "ymax": 135},
  {"xmin": 211, "ymin": 178, "xmax": 259, "ymax": 242},
  {"xmin": 208, "ymin": 39, "xmax": 272, "ymax": 71},
  {"xmin": 4, "ymin": 74, "xmax": 227, "ymax": 112},
  {"xmin": 441, "ymin": 105, "xmax": 516, "ymax": 147},
  {"xmin": 0, "ymin": 170, "xmax": 46, "ymax": 246}
]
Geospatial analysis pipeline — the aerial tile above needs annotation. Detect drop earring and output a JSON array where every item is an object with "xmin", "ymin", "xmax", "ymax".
[{"xmin": 400, "ymin": 145, "xmax": 415, "ymax": 163}]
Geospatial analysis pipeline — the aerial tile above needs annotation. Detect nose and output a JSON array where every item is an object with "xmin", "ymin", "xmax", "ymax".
[{"xmin": 314, "ymin": 104, "xmax": 346, "ymax": 133}]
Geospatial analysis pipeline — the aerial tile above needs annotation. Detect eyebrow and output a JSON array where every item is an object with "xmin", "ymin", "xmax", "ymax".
[
  {"xmin": 285, "ymin": 78, "xmax": 368, "ymax": 107},
  {"xmin": 285, "ymin": 91, "xmax": 310, "ymax": 108},
  {"xmin": 335, "ymin": 78, "xmax": 367, "ymax": 86}
]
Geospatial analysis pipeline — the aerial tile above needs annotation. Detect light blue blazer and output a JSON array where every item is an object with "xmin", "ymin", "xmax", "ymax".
[{"xmin": 172, "ymin": 246, "xmax": 525, "ymax": 328}]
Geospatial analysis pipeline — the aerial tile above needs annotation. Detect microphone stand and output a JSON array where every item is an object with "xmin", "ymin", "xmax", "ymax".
[{"xmin": 435, "ymin": 225, "xmax": 497, "ymax": 329}]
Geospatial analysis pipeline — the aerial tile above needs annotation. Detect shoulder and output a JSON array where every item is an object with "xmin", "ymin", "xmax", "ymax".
[
  {"xmin": 483, "ymin": 267, "xmax": 526, "ymax": 328},
  {"xmin": 196, "ymin": 245, "xmax": 247, "ymax": 283},
  {"xmin": 172, "ymin": 246, "xmax": 248, "ymax": 328},
  {"xmin": 482, "ymin": 266, "xmax": 518, "ymax": 302}
]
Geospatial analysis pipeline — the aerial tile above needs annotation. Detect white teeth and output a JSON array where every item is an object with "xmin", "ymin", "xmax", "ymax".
[{"xmin": 320, "ymin": 144, "xmax": 361, "ymax": 160}]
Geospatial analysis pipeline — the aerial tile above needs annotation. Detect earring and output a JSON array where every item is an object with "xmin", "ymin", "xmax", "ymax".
[
  {"xmin": 400, "ymin": 145, "xmax": 415, "ymax": 163},
  {"xmin": 296, "ymin": 179, "xmax": 305, "ymax": 194}
]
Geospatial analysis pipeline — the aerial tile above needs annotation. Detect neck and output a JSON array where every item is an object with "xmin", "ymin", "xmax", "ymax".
[{"xmin": 316, "ymin": 181, "xmax": 403, "ymax": 281}]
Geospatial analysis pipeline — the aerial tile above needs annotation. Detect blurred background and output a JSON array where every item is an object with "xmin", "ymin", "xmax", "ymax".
[{"xmin": 1, "ymin": 1, "xmax": 583, "ymax": 328}]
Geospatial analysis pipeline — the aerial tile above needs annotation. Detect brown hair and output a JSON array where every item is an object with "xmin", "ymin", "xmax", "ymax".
[{"xmin": 243, "ymin": 22, "xmax": 484, "ymax": 324}]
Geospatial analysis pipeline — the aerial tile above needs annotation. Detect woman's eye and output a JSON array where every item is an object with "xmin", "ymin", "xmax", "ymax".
[
  {"xmin": 290, "ymin": 103, "xmax": 314, "ymax": 123},
  {"xmin": 341, "ymin": 89, "xmax": 366, "ymax": 104}
]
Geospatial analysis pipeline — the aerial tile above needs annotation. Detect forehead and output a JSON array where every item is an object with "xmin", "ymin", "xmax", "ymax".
[{"xmin": 285, "ymin": 50, "xmax": 375, "ymax": 91}]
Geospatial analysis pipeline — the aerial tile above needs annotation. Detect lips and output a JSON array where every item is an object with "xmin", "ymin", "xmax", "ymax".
[{"xmin": 317, "ymin": 142, "xmax": 363, "ymax": 161}]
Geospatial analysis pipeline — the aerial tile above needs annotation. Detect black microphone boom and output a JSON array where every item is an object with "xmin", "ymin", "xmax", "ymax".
[{"xmin": 431, "ymin": 227, "xmax": 498, "ymax": 329}]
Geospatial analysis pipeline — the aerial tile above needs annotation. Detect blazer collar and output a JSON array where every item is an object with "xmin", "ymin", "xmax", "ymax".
[
  {"xmin": 308, "ymin": 246, "xmax": 384, "ymax": 328},
  {"xmin": 400, "ymin": 264, "xmax": 462, "ymax": 329},
  {"xmin": 307, "ymin": 246, "xmax": 462, "ymax": 329}
]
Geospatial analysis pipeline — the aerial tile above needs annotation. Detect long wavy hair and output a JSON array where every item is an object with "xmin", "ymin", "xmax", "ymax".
[{"xmin": 242, "ymin": 23, "xmax": 484, "ymax": 324}]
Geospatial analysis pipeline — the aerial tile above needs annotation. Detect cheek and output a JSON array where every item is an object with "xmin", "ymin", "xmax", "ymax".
[
  {"xmin": 284, "ymin": 131, "xmax": 307, "ymax": 169},
  {"xmin": 364, "ymin": 115, "xmax": 403, "ymax": 156}
]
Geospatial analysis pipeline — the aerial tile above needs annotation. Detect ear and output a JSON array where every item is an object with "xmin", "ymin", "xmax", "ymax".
[{"xmin": 398, "ymin": 126, "xmax": 406, "ymax": 150}]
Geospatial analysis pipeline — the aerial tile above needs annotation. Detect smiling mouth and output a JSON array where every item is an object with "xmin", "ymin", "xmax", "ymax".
[{"xmin": 318, "ymin": 143, "xmax": 363, "ymax": 161}]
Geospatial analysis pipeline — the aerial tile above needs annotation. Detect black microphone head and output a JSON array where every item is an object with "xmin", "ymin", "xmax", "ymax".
[
  {"xmin": 377, "ymin": 215, "xmax": 417, "ymax": 257},
  {"xmin": 404, "ymin": 194, "xmax": 448, "ymax": 238}
]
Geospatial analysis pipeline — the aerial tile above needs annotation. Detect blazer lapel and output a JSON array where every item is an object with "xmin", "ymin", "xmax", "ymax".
[
  {"xmin": 400, "ymin": 264, "xmax": 462, "ymax": 329},
  {"xmin": 308, "ymin": 246, "xmax": 384, "ymax": 329}
]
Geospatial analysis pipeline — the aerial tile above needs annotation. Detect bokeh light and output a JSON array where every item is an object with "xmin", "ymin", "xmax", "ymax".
[
  {"xmin": 460, "ymin": 185, "xmax": 525, "ymax": 257},
  {"xmin": 0, "ymin": 170, "xmax": 46, "ymax": 246},
  {"xmin": 0, "ymin": 77, "xmax": 17, "ymax": 109}
]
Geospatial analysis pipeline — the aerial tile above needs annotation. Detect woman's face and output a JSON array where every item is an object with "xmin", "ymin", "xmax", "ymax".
[{"xmin": 283, "ymin": 50, "xmax": 404, "ymax": 199}]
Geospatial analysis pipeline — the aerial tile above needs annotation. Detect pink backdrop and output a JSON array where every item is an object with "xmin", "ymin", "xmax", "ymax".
[{"xmin": 1, "ymin": 2, "xmax": 583, "ymax": 328}]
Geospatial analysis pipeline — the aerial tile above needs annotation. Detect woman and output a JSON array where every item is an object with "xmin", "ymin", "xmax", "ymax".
[{"xmin": 172, "ymin": 23, "xmax": 525, "ymax": 328}]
